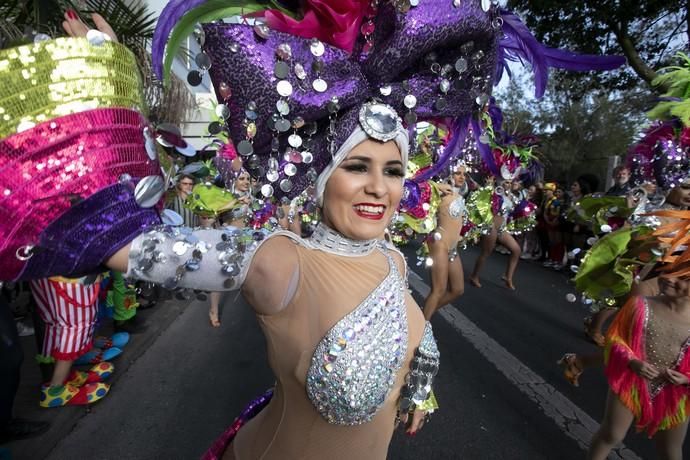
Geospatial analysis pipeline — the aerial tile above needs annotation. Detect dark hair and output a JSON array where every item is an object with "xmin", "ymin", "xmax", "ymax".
[
  {"xmin": 574, "ymin": 177, "xmax": 593, "ymax": 195},
  {"xmin": 612, "ymin": 165, "xmax": 630, "ymax": 176},
  {"xmin": 177, "ymin": 174, "xmax": 196, "ymax": 184}
]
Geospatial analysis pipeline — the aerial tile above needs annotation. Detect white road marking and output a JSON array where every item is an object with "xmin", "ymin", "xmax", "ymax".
[{"xmin": 408, "ymin": 271, "xmax": 642, "ymax": 460}]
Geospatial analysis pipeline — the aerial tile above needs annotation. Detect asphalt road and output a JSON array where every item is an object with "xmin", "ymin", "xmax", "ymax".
[{"xmin": 11, "ymin": 245, "xmax": 689, "ymax": 459}]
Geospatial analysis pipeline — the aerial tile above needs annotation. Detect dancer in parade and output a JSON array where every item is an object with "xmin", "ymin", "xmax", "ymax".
[
  {"xmin": 587, "ymin": 217, "xmax": 690, "ymax": 460},
  {"xmin": 559, "ymin": 52, "xmax": 690, "ymax": 387},
  {"xmin": 467, "ymin": 106, "xmax": 541, "ymax": 290}
]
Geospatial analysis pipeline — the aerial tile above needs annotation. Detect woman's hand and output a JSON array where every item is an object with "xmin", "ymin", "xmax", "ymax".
[
  {"xmin": 436, "ymin": 183, "xmax": 453, "ymax": 197},
  {"xmin": 665, "ymin": 369, "xmax": 690, "ymax": 385},
  {"xmin": 629, "ymin": 359, "xmax": 660, "ymax": 380},
  {"xmin": 62, "ymin": 10, "xmax": 119, "ymax": 43},
  {"xmin": 398, "ymin": 409, "xmax": 428, "ymax": 436}
]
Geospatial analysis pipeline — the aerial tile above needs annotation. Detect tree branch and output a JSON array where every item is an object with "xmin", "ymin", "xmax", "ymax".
[{"xmin": 608, "ymin": 19, "xmax": 666, "ymax": 92}]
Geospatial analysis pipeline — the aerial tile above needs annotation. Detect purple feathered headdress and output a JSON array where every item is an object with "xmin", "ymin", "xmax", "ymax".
[{"xmin": 151, "ymin": 0, "xmax": 626, "ymax": 199}]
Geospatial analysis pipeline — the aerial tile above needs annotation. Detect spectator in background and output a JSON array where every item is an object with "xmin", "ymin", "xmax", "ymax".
[
  {"xmin": 543, "ymin": 183, "xmax": 564, "ymax": 269},
  {"xmin": 166, "ymin": 174, "xmax": 197, "ymax": 227},
  {"xmin": 564, "ymin": 177, "xmax": 593, "ymax": 253},
  {"xmin": 605, "ymin": 165, "xmax": 632, "ymax": 196},
  {"xmin": 0, "ymin": 296, "xmax": 50, "ymax": 442},
  {"xmin": 520, "ymin": 184, "xmax": 542, "ymax": 260}
]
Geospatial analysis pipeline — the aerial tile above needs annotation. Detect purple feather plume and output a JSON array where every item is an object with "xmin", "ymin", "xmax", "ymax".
[
  {"xmin": 152, "ymin": 0, "xmax": 209, "ymax": 79},
  {"xmin": 497, "ymin": 10, "xmax": 626, "ymax": 98},
  {"xmin": 413, "ymin": 117, "xmax": 469, "ymax": 183},
  {"xmin": 519, "ymin": 159, "xmax": 544, "ymax": 186},
  {"xmin": 471, "ymin": 117, "xmax": 499, "ymax": 177}
]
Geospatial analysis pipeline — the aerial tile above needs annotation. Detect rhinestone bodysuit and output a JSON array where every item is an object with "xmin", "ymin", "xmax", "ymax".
[
  {"xmin": 644, "ymin": 299, "xmax": 690, "ymax": 397},
  {"xmin": 305, "ymin": 245, "xmax": 408, "ymax": 425}
]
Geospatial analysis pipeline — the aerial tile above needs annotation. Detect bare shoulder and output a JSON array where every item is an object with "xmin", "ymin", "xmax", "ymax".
[{"xmin": 243, "ymin": 234, "xmax": 300, "ymax": 314}]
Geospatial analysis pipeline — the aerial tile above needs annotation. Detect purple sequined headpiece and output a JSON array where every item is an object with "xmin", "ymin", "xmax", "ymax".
[
  {"xmin": 199, "ymin": 0, "xmax": 498, "ymax": 199},
  {"xmin": 628, "ymin": 121, "xmax": 690, "ymax": 192}
]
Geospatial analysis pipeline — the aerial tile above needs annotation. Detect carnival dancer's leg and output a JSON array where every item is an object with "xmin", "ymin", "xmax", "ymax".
[
  {"xmin": 437, "ymin": 256, "xmax": 465, "ymax": 308},
  {"xmin": 587, "ymin": 389, "xmax": 635, "ymax": 460},
  {"xmin": 469, "ymin": 223, "xmax": 498, "ymax": 288},
  {"xmin": 498, "ymin": 231, "xmax": 521, "ymax": 290},
  {"xmin": 654, "ymin": 419, "xmax": 689, "ymax": 460},
  {"xmin": 424, "ymin": 240, "xmax": 450, "ymax": 321},
  {"xmin": 209, "ymin": 292, "xmax": 222, "ymax": 327}
]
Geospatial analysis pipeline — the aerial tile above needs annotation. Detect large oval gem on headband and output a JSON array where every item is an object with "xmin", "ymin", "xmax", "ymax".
[
  {"xmin": 134, "ymin": 176, "xmax": 165, "ymax": 208},
  {"xmin": 358, "ymin": 102, "xmax": 403, "ymax": 142}
]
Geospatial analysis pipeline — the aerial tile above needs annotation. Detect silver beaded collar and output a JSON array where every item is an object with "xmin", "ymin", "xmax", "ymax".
[{"xmin": 308, "ymin": 223, "xmax": 378, "ymax": 257}]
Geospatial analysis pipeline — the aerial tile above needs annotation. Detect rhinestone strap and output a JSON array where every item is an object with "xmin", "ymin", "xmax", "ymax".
[
  {"xmin": 308, "ymin": 223, "xmax": 378, "ymax": 256},
  {"xmin": 399, "ymin": 322, "xmax": 440, "ymax": 413}
]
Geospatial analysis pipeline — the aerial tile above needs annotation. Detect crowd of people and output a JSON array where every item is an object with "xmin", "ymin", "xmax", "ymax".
[{"xmin": 1, "ymin": 2, "xmax": 689, "ymax": 460}]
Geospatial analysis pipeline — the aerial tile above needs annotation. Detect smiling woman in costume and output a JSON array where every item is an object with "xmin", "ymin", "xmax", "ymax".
[{"xmin": 0, "ymin": 0, "xmax": 626, "ymax": 458}]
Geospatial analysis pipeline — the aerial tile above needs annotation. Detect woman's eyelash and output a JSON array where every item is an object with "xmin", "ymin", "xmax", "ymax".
[
  {"xmin": 342, "ymin": 164, "xmax": 404, "ymax": 177},
  {"xmin": 343, "ymin": 164, "xmax": 367, "ymax": 172}
]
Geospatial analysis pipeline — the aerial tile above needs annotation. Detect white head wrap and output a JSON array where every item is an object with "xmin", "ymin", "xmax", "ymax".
[{"xmin": 315, "ymin": 125, "xmax": 409, "ymax": 205}]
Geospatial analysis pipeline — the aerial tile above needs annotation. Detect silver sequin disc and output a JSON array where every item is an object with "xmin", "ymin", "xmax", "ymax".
[
  {"xmin": 261, "ymin": 184, "xmax": 274, "ymax": 197},
  {"xmin": 279, "ymin": 179, "xmax": 293, "ymax": 192},
  {"xmin": 275, "ymin": 118, "xmax": 291, "ymax": 132},
  {"xmin": 237, "ymin": 140, "xmax": 254, "ymax": 156},
  {"xmin": 172, "ymin": 241, "xmax": 189, "ymax": 256},
  {"xmin": 276, "ymin": 80, "xmax": 293, "ymax": 97},
  {"xmin": 266, "ymin": 170, "xmax": 279, "ymax": 182},
  {"xmin": 481, "ymin": 0, "xmax": 492, "ymax": 11},
  {"xmin": 294, "ymin": 63, "xmax": 307, "ymax": 80},
  {"xmin": 379, "ymin": 85, "xmax": 392, "ymax": 96},
  {"xmin": 284, "ymin": 163, "xmax": 297, "ymax": 176},
  {"xmin": 195, "ymin": 52, "xmax": 212, "ymax": 70},
  {"xmin": 312, "ymin": 78, "xmax": 328, "ymax": 93},
  {"xmin": 253, "ymin": 23, "xmax": 270, "ymax": 39},
  {"xmin": 215, "ymin": 104, "xmax": 230, "ymax": 119},
  {"xmin": 310, "ymin": 39, "xmax": 325, "ymax": 57},
  {"xmin": 274, "ymin": 61, "xmax": 290, "ymax": 79},
  {"xmin": 455, "ymin": 57, "xmax": 468, "ymax": 73},
  {"xmin": 134, "ymin": 175, "xmax": 165, "ymax": 208},
  {"xmin": 301, "ymin": 151, "xmax": 314, "ymax": 164},
  {"xmin": 276, "ymin": 100, "xmax": 290, "ymax": 115},
  {"xmin": 288, "ymin": 134, "xmax": 303, "ymax": 148},
  {"xmin": 403, "ymin": 94, "xmax": 417, "ymax": 108}
]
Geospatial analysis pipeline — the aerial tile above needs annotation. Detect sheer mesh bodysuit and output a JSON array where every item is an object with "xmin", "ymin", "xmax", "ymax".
[
  {"xmin": 644, "ymin": 300, "xmax": 690, "ymax": 396},
  {"xmin": 227, "ymin": 236, "xmax": 426, "ymax": 460}
]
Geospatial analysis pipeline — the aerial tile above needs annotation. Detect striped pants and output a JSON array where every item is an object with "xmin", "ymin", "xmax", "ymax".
[{"xmin": 30, "ymin": 278, "xmax": 100, "ymax": 361}]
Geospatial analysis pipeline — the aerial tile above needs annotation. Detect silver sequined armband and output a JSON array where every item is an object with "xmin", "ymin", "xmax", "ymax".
[
  {"xmin": 399, "ymin": 322, "xmax": 440, "ymax": 412},
  {"xmin": 126, "ymin": 225, "xmax": 271, "ymax": 291}
]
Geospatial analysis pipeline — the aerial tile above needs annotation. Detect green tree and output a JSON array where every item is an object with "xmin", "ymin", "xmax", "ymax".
[
  {"xmin": 496, "ymin": 74, "xmax": 647, "ymax": 187},
  {"xmin": 508, "ymin": 0, "xmax": 688, "ymax": 94}
]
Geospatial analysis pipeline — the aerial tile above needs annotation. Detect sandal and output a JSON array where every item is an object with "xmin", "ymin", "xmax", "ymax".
[
  {"xmin": 468, "ymin": 277, "xmax": 482, "ymax": 288},
  {"xmin": 557, "ymin": 353, "xmax": 583, "ymax": 387},
  {"xmin": 501, "ymin": 276, "xmax": 516, "ymax": 290}
]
